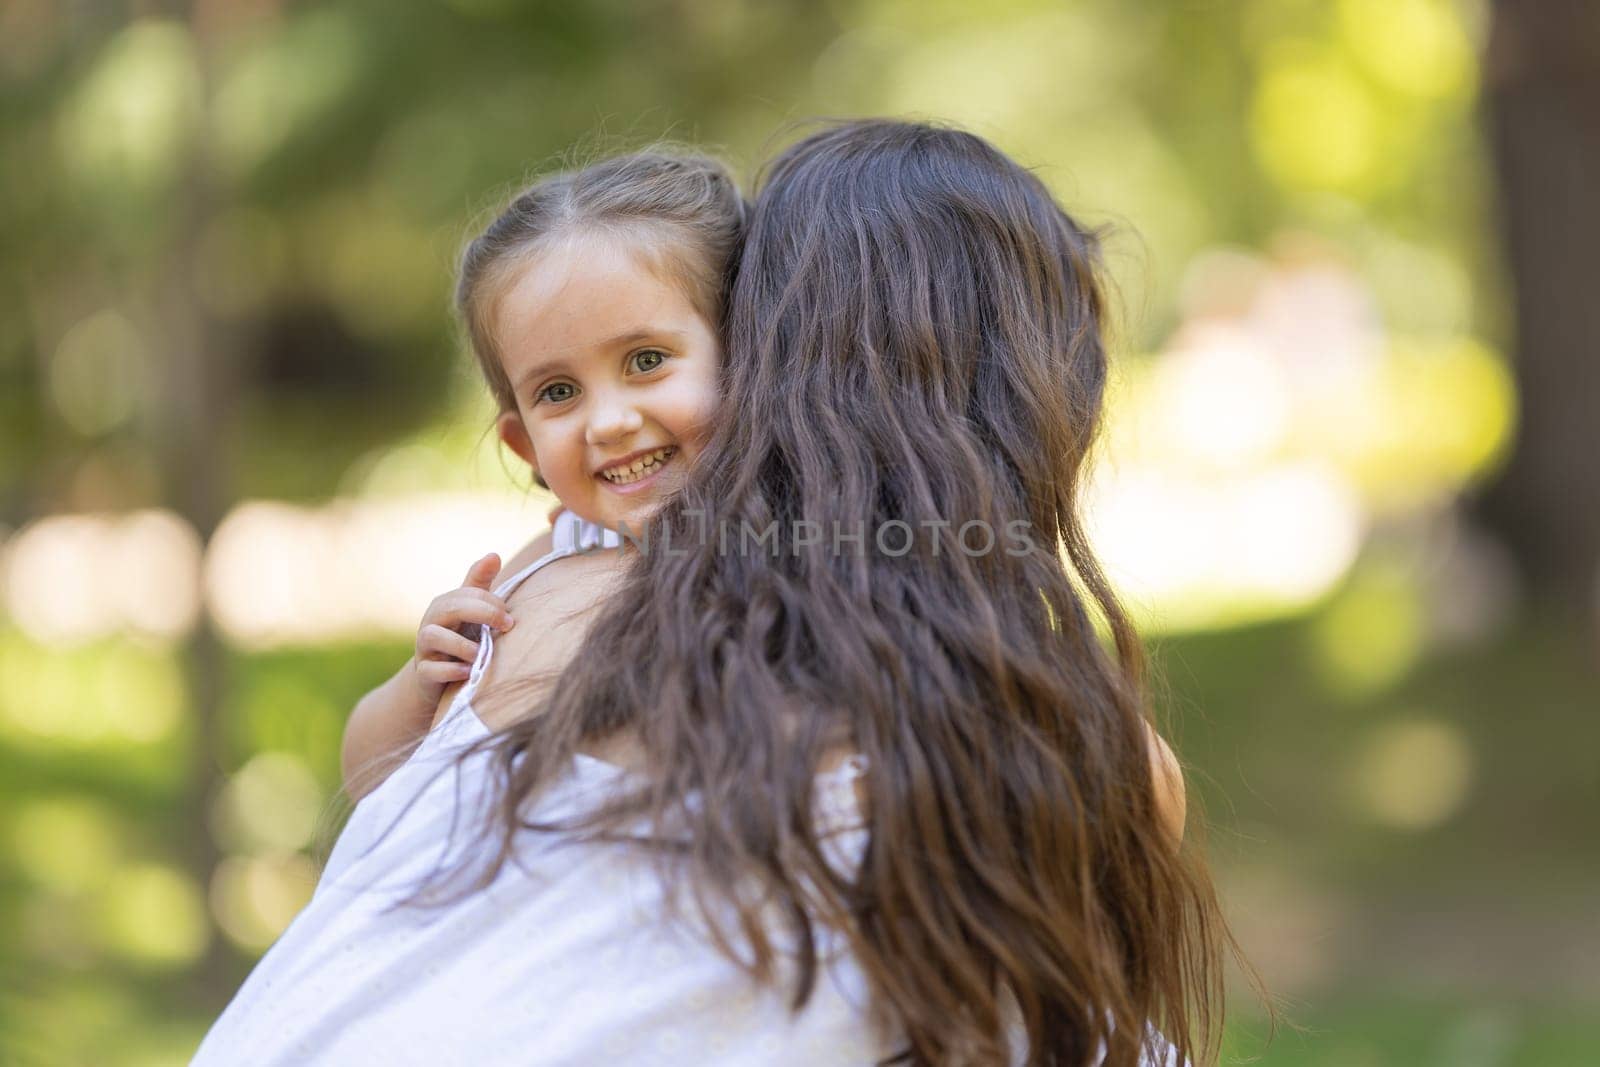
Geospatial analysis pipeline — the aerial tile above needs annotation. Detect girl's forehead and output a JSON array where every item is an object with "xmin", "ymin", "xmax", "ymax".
[{"xmin": 495, "ymin": 237, "xmax": 701, "ymax": 355}]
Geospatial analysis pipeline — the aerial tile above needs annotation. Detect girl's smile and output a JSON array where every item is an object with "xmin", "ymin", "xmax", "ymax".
[{"xmin": 596, "ymin": 445, "xmax": 679, "ymax": 493}]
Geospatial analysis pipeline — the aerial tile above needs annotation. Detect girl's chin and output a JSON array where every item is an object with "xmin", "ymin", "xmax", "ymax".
[
  {"xmin": 594, "ymin": 487, "xmax": 668, "ymax": 533},
  {"xmin": 598, "ymin": 502, "xmax": 652, "ymax": 531}
]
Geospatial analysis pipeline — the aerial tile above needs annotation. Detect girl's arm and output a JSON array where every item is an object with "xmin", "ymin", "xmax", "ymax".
[
  {"xmin": 339, "ymin": 533, "xmax": 554, "ymax": 804},
  {"xmin": 341, "ymin": 658, "xmax": 436, "ymax": 803}
]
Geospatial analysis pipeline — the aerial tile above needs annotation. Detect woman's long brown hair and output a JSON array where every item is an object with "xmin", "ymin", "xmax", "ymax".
[{"xmin": 420, "ymin": 120, "xmax": 1268, "ymax": 1065}]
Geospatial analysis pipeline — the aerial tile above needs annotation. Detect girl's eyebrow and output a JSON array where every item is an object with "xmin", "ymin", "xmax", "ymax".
[
  {"xmin": 515, "ymin": 356, "xmax": 568, "ymax": 391},
  {"xmin": 597, "ymin": 326, "xmax": 687, "ymax": 349}
]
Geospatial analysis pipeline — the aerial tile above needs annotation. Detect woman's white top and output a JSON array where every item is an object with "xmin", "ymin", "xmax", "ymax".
[
  {"xmin": 192, "ymin": 509, "xmax": 1181, "ymax": 1066},
  {"xmin": 192, "ymin": 511, "xmax": 893, "ymax": 1065}
]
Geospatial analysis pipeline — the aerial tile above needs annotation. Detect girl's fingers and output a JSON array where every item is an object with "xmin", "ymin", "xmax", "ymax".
[
  {"xmin": 416, "ymin": 659, "xmax": 473, "ymax": 683},
  {"xmin": 430, "ymin": 591, "xmax": 515, "ymax": 632},
  {"xmin": 462, "ymin": 553, "xmax": 501, "ymax": 591},
  {"xmin": 418, "ymin": 624, "xmax": 480, "ymax": 663}
]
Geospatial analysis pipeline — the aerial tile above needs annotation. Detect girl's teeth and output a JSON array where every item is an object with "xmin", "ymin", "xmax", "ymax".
[{"xmin": 603, "ymin": 447, "xmax": 674, "ymax": 484}]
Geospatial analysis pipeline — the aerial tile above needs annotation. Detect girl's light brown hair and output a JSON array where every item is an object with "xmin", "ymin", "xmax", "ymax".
[
  {"xmin": 456, "ymin": 147, "xmax": 746, "ymax": 416},
  {"xmin": 426, "ymin": 120, "xmax": 1273, "ymax": 1065}
]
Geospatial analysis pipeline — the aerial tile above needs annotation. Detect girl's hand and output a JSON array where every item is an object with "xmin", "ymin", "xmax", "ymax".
[{"xmin": 410, "ymin": 553, "xmax": 516, "ymax": 708}]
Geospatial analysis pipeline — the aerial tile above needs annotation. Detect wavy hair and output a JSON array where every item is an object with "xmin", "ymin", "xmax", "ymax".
[{"xmin": 424, "ymin": 120, "xmax": 1269, "ymax": 1065}]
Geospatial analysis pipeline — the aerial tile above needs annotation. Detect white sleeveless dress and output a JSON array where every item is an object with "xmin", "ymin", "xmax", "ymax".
[{"xmin": 191, "ymin": 511, "xmax": 891, "ymax": 1065}]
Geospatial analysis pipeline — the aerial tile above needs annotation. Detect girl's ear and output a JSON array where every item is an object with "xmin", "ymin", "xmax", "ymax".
[{"xmin": 496, "ymin": 411, "xmax": 539, "ymax": 477}]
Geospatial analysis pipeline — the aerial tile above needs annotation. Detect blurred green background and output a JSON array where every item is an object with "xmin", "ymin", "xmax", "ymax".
[{"xmin": 2, "ymin": 1, "xmax": 1596, "ymax": 1064}]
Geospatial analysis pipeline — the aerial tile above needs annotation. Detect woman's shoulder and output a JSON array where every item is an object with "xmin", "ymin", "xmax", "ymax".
[
  {"xmin": 469, "ymin": 546, "xmax": 628, "ymax": 732},
  {"xmin": 494, "ymin": 528, "xmax": 556, "ymax": 583},
  {"xmin": 425, "ymin": 541, "xmax": 626, "ymax": 733}
]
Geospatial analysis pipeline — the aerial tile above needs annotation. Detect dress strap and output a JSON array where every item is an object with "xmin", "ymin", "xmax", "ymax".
[
  {"xmin": 549, "ymin": 508, "xmax": 623, "ymax": 557},
  {"xmin": 439, "ymin": 511, "xmax": 619, "ymax": 731}
]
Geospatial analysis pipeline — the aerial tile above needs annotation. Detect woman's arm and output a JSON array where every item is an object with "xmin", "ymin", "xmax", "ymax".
[{"xmin": 1145, "ymin": 722, "xmax": 1187, "ymax": 847}]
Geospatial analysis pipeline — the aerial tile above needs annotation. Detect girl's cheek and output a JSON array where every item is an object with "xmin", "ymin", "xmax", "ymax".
[
  {"xmin": 663, "ymin": 374, "xmax": 717, "ymax": 434},
  {"xmin": 685, "ymin": 398, "xmax": 719, "ymax": 452}
]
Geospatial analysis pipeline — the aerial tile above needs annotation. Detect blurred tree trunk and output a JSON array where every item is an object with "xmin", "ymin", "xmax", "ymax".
[
  {"xmin": 156, "ymin": 3, "xmax": 237, "ymax": 1001},
  {"xmin": 1478, "ymin": 0, "xmax": 1600, "ymax": 625},
  {"xmin": 161, "ymin": 172, "xmax": 236, "ymax": 1002}
]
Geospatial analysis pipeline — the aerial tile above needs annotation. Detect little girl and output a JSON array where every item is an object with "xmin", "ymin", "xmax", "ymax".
[{"xmin": 338, "ymin": 148, "xmax": 743, "ymax": 803}]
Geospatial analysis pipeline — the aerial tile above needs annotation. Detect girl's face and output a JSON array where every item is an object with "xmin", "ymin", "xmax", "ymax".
[{"xmin": 492, "ymin": 235, "xmax": 720, "ymax": 536}]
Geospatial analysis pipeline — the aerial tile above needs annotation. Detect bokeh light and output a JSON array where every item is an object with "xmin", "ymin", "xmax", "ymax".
[
  {"xmin": 1338, "ymin": 0, "xmax": 1474, "ymax": 101},
  {"xmin": 1310, "ymin": 559, "xmax": 1426, "ymax": 697},
  {"xmin": 12, "ymin": 796, "xmax": 123, "ymax": 893},
  {"xmin": 209, "ymin": 10, "xmax": 366, "ymax": 180},
  {"xmin": 94, "ymin": 862, "xmax": 210, "ymax": 968},
  {"xmin": 1252, "ymin": 50, "xmax": 1381, "ymax": 195},
  {"xmin": 1087, "ymin": 461, "xmax": 1365, "ymax": 630},
  {"xmin": 1146, "ymin": 323, "xmax": 1294, "ymax": 472},
  {"xmin": 212, "ymin": 751, "xmax": 325, "ymax": 854},
  {"xmin": 204, "ymin": 493, "xmax": 548, "ymax": 648},
  {"xmin": 209, "ymin": 853, "xmax": 318, "ymax": 951},
  {"xmin": 2, "ymin": 509, "xmax": 202, "ymax": 644},
  {"xmin": 49, "ymin": 309, "xmax": 149, "ymax": 437},
  {"xmin": 0, "ymin": 631, "xmax": 185, "ymax": 748},
  {"xmin": 55, "ymin": 19, "xmax": 200, "ymax": 196},
  {"xmin": 1351, "ymin": 717, "xmax": 1475, "ymax": 830}
]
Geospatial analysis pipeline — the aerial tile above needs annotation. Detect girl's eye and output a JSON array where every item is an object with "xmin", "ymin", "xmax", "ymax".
[
  {"xmin": 629, "ymin": 349, "xmax": 668, "ymax": 374},
  {"xmin": 538, "ymin": 382, "xmax": 576, "ymax": 404}
]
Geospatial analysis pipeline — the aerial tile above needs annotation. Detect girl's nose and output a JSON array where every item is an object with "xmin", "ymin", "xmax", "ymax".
[{"xmin": 585, "ymin": 399, "xmax": 644, "ymax": 445}]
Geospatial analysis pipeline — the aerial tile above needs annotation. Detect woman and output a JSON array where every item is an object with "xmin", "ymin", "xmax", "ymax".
[
  {"xmin": 204, "ymin": 120, "xmax": 1262, "ymax": 1067},
  {"xmin": 446, "ymin": 120, "xmax": 1257, "ymax": 1064}
]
